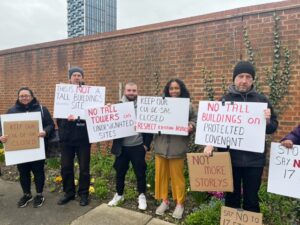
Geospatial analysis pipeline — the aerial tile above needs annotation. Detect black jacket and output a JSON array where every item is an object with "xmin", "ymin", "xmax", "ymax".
[
  {"xmin": 2, "ymin": 98, "xmax": 55, "ymax": 147},
  {"xmin": 57, "ymin": 118, "xmax": 89, "ymax": 145},
  {"xmin": 219, "ymin": 85, "xmax": 278, "ymax": 167}
]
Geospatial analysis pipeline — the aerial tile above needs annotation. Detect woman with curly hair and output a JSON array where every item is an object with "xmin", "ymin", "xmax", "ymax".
[{"xmin": 154, "ymin": 78, "xmax": 197, "ymax": 219}]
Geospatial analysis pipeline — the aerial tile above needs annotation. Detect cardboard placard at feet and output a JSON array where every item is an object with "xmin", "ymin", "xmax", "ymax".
[{"xmin": 220, "ymin": 206, "xmax": 263, "ymax": 225}]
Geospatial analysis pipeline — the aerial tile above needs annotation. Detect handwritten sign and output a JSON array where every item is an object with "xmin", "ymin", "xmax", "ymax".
[
  {"xmin": 187, "ymin": 152, "xmax": 233, "ymax": 192},
  {"xmin": 0, "ymin": 112, "xmax": 45, "ymax": 166},
  {"xmin": 220, "ymin": 206, "xmax": 263, "ymax": 225},
  {"xmin": 85, "ymin": 102, "xmax": 137, "ymax": 143},
  {"xmin": 136, "ymin": 96, "xmax": 190, "ymax": 135},
  {"xmin": 53, "ymin": 83, "xmax": 105, "ymax": 119},
  {"xmin": 3, "ymin": 121, "xmax": 39, "ymax": 151},
  {"xmin": 195, "ymin": 101, "xmax": 267, "ymax": 153},
  {"xmin": 268, "ymin": 142, "xmax": 300, "ymax": 199}
]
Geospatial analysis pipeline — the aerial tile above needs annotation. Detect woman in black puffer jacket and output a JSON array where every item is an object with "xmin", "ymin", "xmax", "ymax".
[{"xmin": 0, "ymin": 87, "xmax": 54, "ymax": 208}]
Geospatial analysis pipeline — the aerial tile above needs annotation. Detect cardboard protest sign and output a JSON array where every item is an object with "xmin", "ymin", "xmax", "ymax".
[
  {"xmin": 136, "ymin": 96, "xmax": 190, "ymax": 135},
  {"xmin": 195, "ymin": 101, "xmax": 267, "ymax": 153},
  {"xmin": 3, "ymin": 121, "xmax": 39, "ymax": 151},
  {"xmin": 85, "ymin": 102, "xmax": 137, "ymax": 143},
  {"xmin": 268, "ymin": 142, "xmax": 300, "ymax": 199},
  {"xmin": 53, "ymin": 83, "xmax": 105, "ymax": 119},
  {"xmin": 187, "ymin": 152, "xmax": 233, "ymax": 192},
  {"xmin": 220, "ymin": 206, "xmax": 263, "ymax": 225},
  {"xmin": 0, "ymin": 112, "xmax": 45, "ymax": 166}
]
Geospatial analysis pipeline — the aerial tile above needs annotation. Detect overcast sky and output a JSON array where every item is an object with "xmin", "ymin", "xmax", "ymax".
[{"xmin": 0, "ymin": 0, "xmax": 282, "ymax": 50}]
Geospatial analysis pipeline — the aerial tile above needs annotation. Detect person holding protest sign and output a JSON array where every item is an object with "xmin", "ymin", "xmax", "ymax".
[
  {"xmin": 204, "ymin": 61, "xmax": 278, "ymax": 212},
  {"xmin": 154, "ymin": 78, "xmax": 197, "ymax": 219},
  {"xmin": 108, "ymin": 82, "xmax": 153, "ymax": 210},
  {"xmin": 0, "ymin": 87, "xmax": 55, "ymax": 208},
  {"xmin": 57, "ymin": 67, "xmax": 91, "ymax": 206},
  {"xmin": 281, "ymin": 125, "xmax": 300, "ymax": 148}
]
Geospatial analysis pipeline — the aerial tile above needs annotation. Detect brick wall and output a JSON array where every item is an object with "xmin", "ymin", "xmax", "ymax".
[{"xmin": 0, "ymin": 0, "xmax": 299, "ymax": 144}]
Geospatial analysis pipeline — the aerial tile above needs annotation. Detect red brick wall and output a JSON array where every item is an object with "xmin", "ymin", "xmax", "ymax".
[{"xmin": 0, "ymin": 0, "xmax": 299, "ymax": 144}]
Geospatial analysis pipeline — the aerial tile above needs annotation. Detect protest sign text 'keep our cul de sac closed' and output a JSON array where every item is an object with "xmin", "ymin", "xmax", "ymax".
[
  {"xmin": 0, "ymin": 112, "xmax": 45, "ymax": 166},
  {"xmin": 53, "ymin": 83, "xmax": 105, "ymax": 119},
  {"xmin": 136, "ymin": 96, "xmax": 190, "ymax": 136},
  {"xmin": 195, "ymin": 101, "xmax": 267, "ymax": 153}
]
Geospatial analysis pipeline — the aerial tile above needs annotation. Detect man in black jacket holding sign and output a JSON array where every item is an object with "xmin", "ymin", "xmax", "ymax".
[
  {"xmin": 57, "ymin": 67, "xmax": 91, "ymax": 206},
  {"xmin": 204, "ymin": 61, "xmax": 278, "ymax": 212}
]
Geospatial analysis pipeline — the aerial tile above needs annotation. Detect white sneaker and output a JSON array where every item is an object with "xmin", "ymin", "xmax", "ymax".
[
  {"xmin": 108, "ymin": 193, "xmax": 124, "ymax": 206},
  {"xmin": 155, "ymin": 201, "xmax": 169, "ymax": 215},
  {"xmin": 138, "ymin": 193, "xmax": 147, "ymax": 210},
  {"xmin": 172, "ymin": 204, "xmax": 184, "ymax": 219}
]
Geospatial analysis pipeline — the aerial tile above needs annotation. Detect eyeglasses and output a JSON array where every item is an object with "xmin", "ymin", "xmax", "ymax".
[{"xmin": 18, "ymin": 95, "xmax": 32, "ymax": 99}]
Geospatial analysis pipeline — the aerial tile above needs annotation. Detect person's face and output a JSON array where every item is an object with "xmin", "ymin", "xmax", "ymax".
[
  {"xmin": 234, "ymin": 73, "xmax": 253, "ymax": 93},
  {"xmin": 169, "ymin": 81, "xmax": 181, "ymax": 97},
  {"xmin": 18, "ymin": 90, "xmax": 33, "ymax": 105},
  {"xmin": 70, "ymin": 72, "xmax": 84, "ymax": 85},
  {"xmin": 124, "ymin": 84, "xmax": 138, "ymax": 101}
]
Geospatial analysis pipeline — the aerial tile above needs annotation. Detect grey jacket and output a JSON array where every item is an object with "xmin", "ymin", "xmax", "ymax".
[{"xmin": 153, "ymin": 103, "xmax": 197, "ymax": 159}]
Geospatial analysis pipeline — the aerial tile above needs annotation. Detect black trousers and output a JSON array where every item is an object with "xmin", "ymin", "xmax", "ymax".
[
  {"xmin": 17, "ymin": 159, "xmax": 45, "ymax": 194},
  {"xmin": 61, "ymin": 143, "xmax": 91, "ymax": 196},
  {"xmin": 113, "ymin": 145, "xmax": 147, "ymax": 195},
  {"xmin": 225, "ymin": 166, "xmax": 264, "ymax": 212}
]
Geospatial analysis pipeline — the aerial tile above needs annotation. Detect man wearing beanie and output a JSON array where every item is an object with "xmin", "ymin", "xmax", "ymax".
[
  {"xmin": 57, "ymin": 66, "xmax": 91, "ymax": 206},
  {"xmin": 204, "ymin": 60, "xmax": 278, "ymax": 212}
]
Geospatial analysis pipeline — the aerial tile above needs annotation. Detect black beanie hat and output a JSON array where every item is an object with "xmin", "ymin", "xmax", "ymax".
[
  {"xmin": 233, "ymin": 61, "xmax": 255, "ymax": 81},
  {"xmin": 68, "ymin": 67, "xmax": 84, "ymax": 79}
]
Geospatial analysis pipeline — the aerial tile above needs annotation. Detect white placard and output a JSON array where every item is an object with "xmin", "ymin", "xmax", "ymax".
[
  {"xmin": 268, "ymin": 142, "xmax": 300, "ymax": 199},
  {"xmin": 85, "ymin": 102, "xmax": 137, "ymax": 143},
  {"xmin": 195, "ymin": 101, "xmax": 267, "ymax": 153},
  {"xmin": 1, "ymin": 112, "xmax": 45, "ymax": 165},
  {"xmin": 53, "ymin": 83, "xmax": 105, "ymax": 119},
  {"xmin": 136, "ymin": 96, "xmax": 190, "ymax": 135}
]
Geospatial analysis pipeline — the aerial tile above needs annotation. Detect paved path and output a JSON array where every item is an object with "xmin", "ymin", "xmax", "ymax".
[{"xmin": 0, "ymin": 178, "xmax": 174, "ymax": 225}]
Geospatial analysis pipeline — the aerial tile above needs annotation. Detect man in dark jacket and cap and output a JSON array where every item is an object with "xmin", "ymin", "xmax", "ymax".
[
  {"xmin": 204, "ymin": 61, "xmax": 278, "ymax": 212},
  {"xmin": 57, "ymin": 67, "xmax": 91, "ymax": 206}
]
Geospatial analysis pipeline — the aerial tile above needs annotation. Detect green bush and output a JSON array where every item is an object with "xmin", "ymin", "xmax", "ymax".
[
  {"xmin": 184, "ymin": 198, "xmax": 223, "ymax": 225},
  {"xmin": 90, "ymin": 152, "xmax": 114, "ymax": 178},
  {"xmin": 146, "ymin": 153, "xmax": 155, "ymax": 193},
  {"xmin": 189, "ymin": 191, "xmax": 210, "ymax": 205},
  {"xmin": 259, "ymin": 183, "xmax": 300, "ymax": 225},
  {"xmin": 46, "ymin": 157, "xmax": 61, "ymax": 170},
  {"xmin": 94, "ymin": 178, "xmax": 109, "ymax": 199}
]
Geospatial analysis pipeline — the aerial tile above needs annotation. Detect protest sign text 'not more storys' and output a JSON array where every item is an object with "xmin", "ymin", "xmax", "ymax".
[
  {"xmin": 54, "ymin": 83, "xmax": 105, "ymax": 119},
  {"xmin": 136, "ymin": 96, "xmax": 190, "ymax": 135},
  {"xmin": 187, "ymin": 152, "xmax": 233, "ymax": 192},
  {"xmin": 195, "ymin": 101, "xmax": 267, "ymax": 153},
  {"xmin": 85, "ymin": 102, "xmax": 137, "ymax": 143}
]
